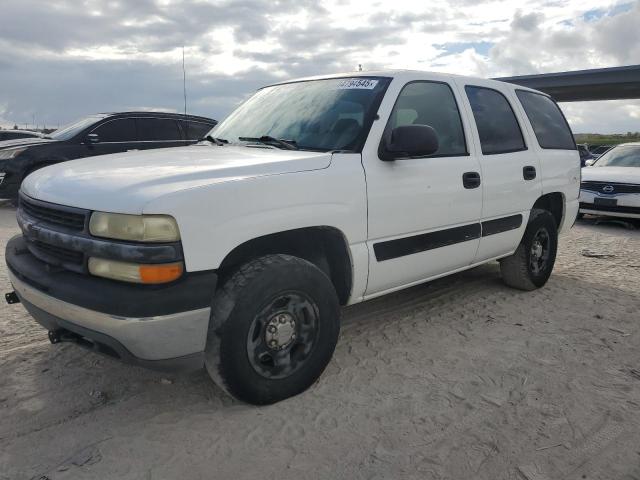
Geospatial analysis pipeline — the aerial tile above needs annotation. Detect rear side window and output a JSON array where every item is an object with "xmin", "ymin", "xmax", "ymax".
[
  {"xmin": 181, "ymin": 121, "xmax": 213, "ymax": 140},
  {"xmin": 93, "ymin": 118, "xmax": 137, "ymax": 142},
  {"xmin": 136, "ymin": 118, "xmax": 182, "ymax": 141},
  {"xmin": 153, "ymin": 119, "xmax": 182, "ymax": 140},
  {"xmin": 465, "ymin": 86, "xmax": 526, "ymax": 155},
  {"xmin": 387, "ymin": 81, "xmax": 467, "ymax": 157},
  {"xmin": 516, "ymin": 91, "xmax": 575, "ymax": 150}
]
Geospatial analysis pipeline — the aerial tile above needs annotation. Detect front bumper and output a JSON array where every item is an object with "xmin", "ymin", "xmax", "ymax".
[
  {"xmin": 6, "ymin": 235, "xmax": 217, "ymax": 371},
  {"xmin": 0, "ymin": 172, "xmax": 19, "ymax": 199},
  {"xmin": 579, "ymin": 190, "xmax": 640, "ymax": 219}
]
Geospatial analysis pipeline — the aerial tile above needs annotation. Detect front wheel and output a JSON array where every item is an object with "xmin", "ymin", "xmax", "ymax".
[
  {"xmin": 204, "ymin": 254, "xmax": 340, "ymax": 405},
  {"xmin": 499, "ymin": 209, "xmax": 558, "ymax": 291}
]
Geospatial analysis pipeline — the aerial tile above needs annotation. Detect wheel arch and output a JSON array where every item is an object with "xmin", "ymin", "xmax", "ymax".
[
  {"xmin": 532, "ymin": 192, "xmax": 565, "ymax": 228},
  {"xmin": 217, "ymin": 226, "xmax": 353, "ymax": 305}
]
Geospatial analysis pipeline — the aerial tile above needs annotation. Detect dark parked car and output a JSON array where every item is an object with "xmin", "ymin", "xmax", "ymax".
[
  {"xmin": 0, "ymin": 112, "xmax": 216, "ymax": 200},
  {"xmin": 589, "ymin": 144, "xmax": 612, "ymax": 159},
  {"xmin": 0, "ymin": 130, "xmax": 44, "ymax": 141}
]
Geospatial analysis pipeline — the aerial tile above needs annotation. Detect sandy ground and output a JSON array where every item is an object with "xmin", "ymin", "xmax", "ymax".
[{"xmin": 1, "ymin": 204, "xmax": 640, "ymax": 480}]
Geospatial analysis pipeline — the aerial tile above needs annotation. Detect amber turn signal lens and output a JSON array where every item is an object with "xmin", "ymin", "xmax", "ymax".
[
  {"xmin": 139, "ymin": 263, "xmax": 183, "ymax": 284},
  {"xmin": 88, "ymin": 258, "xmax": 184, "ymax": 284}
]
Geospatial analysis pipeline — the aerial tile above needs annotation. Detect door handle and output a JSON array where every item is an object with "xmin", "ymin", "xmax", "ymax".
[
  {"xmin": 523, "ymin": 166, "xmax": 537, "ymax": 180},
  {"xmin": 462, "ymin": 171, "xmax": 481, "ymax": 189}
]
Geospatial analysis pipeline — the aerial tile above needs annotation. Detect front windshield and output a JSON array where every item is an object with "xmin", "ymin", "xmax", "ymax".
[
  {"xmin": 49, "ymin": 115, "xmax": 104, "ymax": 141},
  {"xmin": 594, "ymin": 145, "xmax": 640, "ymax": 167},
  {"xmin": 211, "ymin": 77, "xmax": 390, "ymax": 152}
]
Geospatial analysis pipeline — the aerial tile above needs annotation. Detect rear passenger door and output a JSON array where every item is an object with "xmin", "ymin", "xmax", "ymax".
[
  {"xmin": 458, "ymin": 82, "xmax": 542, "ymax": 262},
  {"xmin": 136, "ymin": 118, "xmax": 185, "ymax": 150}
]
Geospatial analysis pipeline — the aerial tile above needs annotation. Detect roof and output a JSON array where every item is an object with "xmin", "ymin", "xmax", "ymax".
[
  {"xmin": 0, "ymin": 129, "xmax": 42, "ymax": 135},
  {"xmin": 265, "ymin": 66, "xmax": 640, "ymax": 102},
  {"xmin": 266, "ymin": 69, "xmax": 542, "ymax": 94},
  {"xmin": 97, "ymin": 111, "xmax": 216, "ymax": 122}
]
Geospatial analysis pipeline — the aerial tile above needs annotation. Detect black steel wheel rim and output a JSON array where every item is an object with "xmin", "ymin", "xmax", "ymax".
[
  {"xmin": 246, "ymin": 291, "xmax": 320, "ymax": 379},
  {"xmin": 529, "ymin": 227, "xmax": 550, "ymax": 275}
]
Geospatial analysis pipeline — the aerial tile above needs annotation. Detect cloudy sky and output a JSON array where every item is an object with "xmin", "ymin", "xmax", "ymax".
[{"xmin": 0, "ymin": 0, "xmax": 639, "ymax": 133}]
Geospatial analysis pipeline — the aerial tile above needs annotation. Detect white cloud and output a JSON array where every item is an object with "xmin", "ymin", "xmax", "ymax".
[
  {"xmin": 561, "ymin": 100, "xmax": 640, "ymax": 133},
  {"xmin": 0, "ymin": 0, "xmax": 638, "ymax": 132}
]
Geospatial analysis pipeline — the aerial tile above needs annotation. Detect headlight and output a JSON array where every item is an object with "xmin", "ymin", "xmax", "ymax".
[
  {"xmin": 0, "ymin": 148, "xmax": 26, "ymax": 160},
  {"xmin": 89, "ymin": 212, "xmax": 180, "ymax": 242},
  {"xmin": 88, "ymin": 258, "xmax": 183, "ymax": 284}
]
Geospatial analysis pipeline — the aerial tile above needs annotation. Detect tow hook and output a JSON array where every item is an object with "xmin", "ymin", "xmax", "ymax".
[
  {"xmin": 48, "ymin": 329, "xmax": 82, "ymax": 345},
  {"xmin": 5, "ymin": 291, "xmax": 20, "ymax": 304},
  {"xmin": 48, "ymin": 330, "xmax": 64, "ymax": 344}
]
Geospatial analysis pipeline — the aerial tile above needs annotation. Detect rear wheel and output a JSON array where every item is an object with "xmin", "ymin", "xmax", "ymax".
[
  {"xmin": 204, "ymin": 254, "xmax": 340, "ymax": 405},
  {"xmin": 500, "ymin": 209, "xmax": 558, "ymax": 291}
]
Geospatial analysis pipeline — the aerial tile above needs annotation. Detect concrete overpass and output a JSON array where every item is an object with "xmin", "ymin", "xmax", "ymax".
[{"xmin": 495, "ymin": 65, "xmax": 640, "ymax": 102}]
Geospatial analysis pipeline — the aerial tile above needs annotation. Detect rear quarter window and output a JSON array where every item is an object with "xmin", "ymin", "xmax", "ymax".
[
  {"xmin": 516, "ymin": 90, "xmax": 575, "ymax": 150},
  {"xmin": 181, "ymin": 121, "xmax": 214, "ymax": 140}
]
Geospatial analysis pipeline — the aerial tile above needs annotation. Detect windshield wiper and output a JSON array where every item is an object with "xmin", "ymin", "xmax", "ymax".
[
  {"xmin": 201, "ymin": 135, "xmax": 228, "ymax": 146},
  {"xmin": 238, "ymin": 135, "xmax": 298, "ymax": 150}
]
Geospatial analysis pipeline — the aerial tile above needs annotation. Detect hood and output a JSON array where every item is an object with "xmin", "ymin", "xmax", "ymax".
[
  {"xmin": 581, "ymin": 166, "xmax": 640, "ymax": 185},
  {"xmin": 22, "ymin": 144, "xmax": 332, "ymax": 213},
  {"xmin": 0, "ymin": 137, "xmax": 56, "ymax": 149}
]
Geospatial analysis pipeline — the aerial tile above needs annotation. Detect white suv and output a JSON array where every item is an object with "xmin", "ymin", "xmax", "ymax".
[{"xmin": 6, "ymin": 71, "xmax": 580, "ymax": 404}]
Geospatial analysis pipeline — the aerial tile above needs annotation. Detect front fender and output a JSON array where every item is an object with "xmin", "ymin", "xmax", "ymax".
[{"xmin": 142, "ymin": 153, "xmax": 368, "ymax": 273}]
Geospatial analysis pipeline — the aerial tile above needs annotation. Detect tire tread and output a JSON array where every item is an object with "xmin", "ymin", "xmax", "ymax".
[
  {"xmin": 204, "ymin": 254, "xmax": 339, "ymax": 404},
  {"xmin": 500, "ymin": 209, "xmax": 557, "ymax": 291}
]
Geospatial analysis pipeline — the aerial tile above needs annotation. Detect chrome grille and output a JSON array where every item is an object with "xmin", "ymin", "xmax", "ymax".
[{"xmin": 580, "ymin": 181, "xmax": 640, "ymax": 195}]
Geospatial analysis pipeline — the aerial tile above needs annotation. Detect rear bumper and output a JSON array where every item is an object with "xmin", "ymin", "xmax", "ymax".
[{"xmin": 6, "ymin": 235, "xmax": 217, "ymax": 371}]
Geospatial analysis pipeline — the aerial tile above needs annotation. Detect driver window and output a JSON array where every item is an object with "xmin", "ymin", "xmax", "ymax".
[{"xmin": 388, "ymin": 82, "xmax": 467, "ymax": 157}]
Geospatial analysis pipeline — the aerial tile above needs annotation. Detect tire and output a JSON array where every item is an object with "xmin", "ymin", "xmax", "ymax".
[
  {"xmin": 204, "ymin": 254, "xmax": 340, "ymax": 405},
  {"xmin": 499, "ymin": 209, "xmax": 558, "ymax": 291}
]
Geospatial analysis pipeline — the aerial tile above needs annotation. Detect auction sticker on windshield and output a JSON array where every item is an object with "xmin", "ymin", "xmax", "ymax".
[{"xmin": 336, "ymin": 78, "xmax": 379, "ymax": 89}]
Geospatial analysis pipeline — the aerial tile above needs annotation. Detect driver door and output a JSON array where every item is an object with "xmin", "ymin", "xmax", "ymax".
[{"xmin": 362, "ymin": 80, "xmax": 483, "ymax": 296}]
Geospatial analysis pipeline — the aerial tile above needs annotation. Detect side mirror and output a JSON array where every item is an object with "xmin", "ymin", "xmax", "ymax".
[
  {"xmin": 86, "ymin": 133, "xmax": 100, "ymax": 144},
  {"xmin": 585, "ymin": 159, "xmax": 595, "ymax": 167},
  {"xmin": 380, "ymin": 125, "xmax": 439, "ymax": 161}
]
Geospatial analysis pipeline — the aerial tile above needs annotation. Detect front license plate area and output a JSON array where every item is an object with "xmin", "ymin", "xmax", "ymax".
[{"xmin": 594, "ymin": 197, "xmax": 618, "ymax": 207}]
